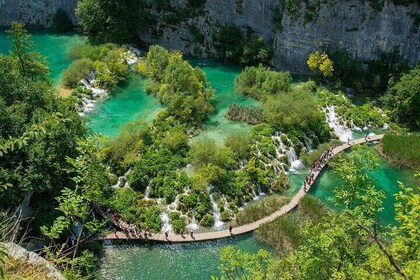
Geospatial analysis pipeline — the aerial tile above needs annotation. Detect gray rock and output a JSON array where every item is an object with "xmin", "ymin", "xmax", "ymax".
[
  {"xmin": 4, "ymin": 242, "xmax": 65, "ymax": 280},
  {"xmin": 0, "ymin": 0, "xmax": 418, "ymax": 73},
  {"xmin": 0, "ymin": 0, "xmax": 78, "ymax": 27}
]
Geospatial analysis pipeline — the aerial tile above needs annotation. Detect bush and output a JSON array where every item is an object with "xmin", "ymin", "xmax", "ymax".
[
  {"xmin": 52, "ymin": 8, "xmax": 73, "ymax": 32},
  {"xmin": 61, "ymin": 58, "xmax": 94, "ymax": 88},
  {"xmin": 199, "ymin": 213, "xmax": 215, "ymax": 227},
  {"xmin": 221, "ymin": 210, "xmax": 231, "ymax": 222},
  {"xmin": 235, "ymin": 195, "xmax": 290, "ymax": 225},
  {"xmin": 270, "ymin": 172, "xmax": 289, "ymax": 193},
  {"xmin": 225, "ymin": 103, "xmax": 263, "ymax": 124},
  {"xmin": 169, "ymin": 212, "xmax": 186, "ymax": 233},
  {"xmin": 263, "ymin": 89, "xmax": 326, "ymax": 134},
  {"xmin": 235, "ymin": 65, "xmax": 291, "ymax": 100}
]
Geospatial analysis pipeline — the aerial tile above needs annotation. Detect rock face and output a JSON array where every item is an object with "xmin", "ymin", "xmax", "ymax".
[
  {"xmin": 141, "ymin": 0, "xmax": 419, "ymax": 73},
  {"xmin": 4, "ymin": 242, "xmax": 65, "ymax": 280},
  {"xmin": 0, "ymin": 0, "xmax": 78, "ymax": 27},
  {"xmin": 0, "ymin": 0, "xmax": 419, "ymax": 73}
]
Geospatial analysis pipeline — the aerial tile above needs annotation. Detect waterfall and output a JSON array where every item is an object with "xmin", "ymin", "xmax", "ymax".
[
  {"xmin": 210, "ymin": 194, "xmax": 224, "ymax": 229},
  {"xmin": 144, "ymin": 185, "xmax": 151, "ymax": 200},
  {"xmin": 167, "ymin": 195, "xmax": 180, "ymax": 211},
  {"xmin": 160, "ymin": 212, "xmax": 173, "ymax": 233},
  {"xmin": 187, "ymin": 210, "xmax": 199, "ymax": 230},
  {"xmin": 303, "ymin": 134, "xmax": 314, "ymax": 151},
  {"xmin": 323, "ymin": 105, "xmax": 353, "ymax": 142},
  {"xmin": 111, "ymin": 168, "xmax": 132, "ymax": 189}
]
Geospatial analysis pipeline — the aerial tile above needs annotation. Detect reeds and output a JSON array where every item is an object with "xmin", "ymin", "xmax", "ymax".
[{"xmin": 381, "ymin": 133, "xmax": 420, "ymax": 169}]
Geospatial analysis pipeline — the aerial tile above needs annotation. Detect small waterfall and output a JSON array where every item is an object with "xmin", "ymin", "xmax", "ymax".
[
  {"xmin": 111, "ymin": 168, "xmax": 132, "ymax": 189},
  {"xmin": 187, "ymin": 210, "xmax": 199, "ymax": 230},
  {"xmin": 144, "ymin": 185, "xmax": 151, "ymax": 200},
  {"xmin": 167, "ymin": 194, "xmax": 182, "ymax": 211},
  {"xmin": 252, "ymin": 188, "xmax": 260, "ymax": 201},
  {"xmin": 160, "ymin": 212, "xmax": 173, "ymax": 233},
  {"xmin": 303, "ymin": 134, "xmax": 314, "ymax": 151},
  {"xmin": 323, "ymin": 105, "xmax": 353, "ymax": 142},
  {"xmin": 210, "ymin": 193, "xmax": 224, "ymax": 229}
]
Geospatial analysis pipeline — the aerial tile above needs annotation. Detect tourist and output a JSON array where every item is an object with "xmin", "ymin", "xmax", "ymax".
[
  {"xmin": 190, "ymin": 229, "xmax": 194, "ymax": 238},
  {"xmin": 165, "ymin": 230, "xmax": 169, "ymax": 238},
  {"xmin": 303, "ymin": 181, "xmax": 307, "ymax": 191},
  {"xmin": 180, "ymin": 229, "xmax": 184, "ymax": 238},
  {"xmin": 347, "ymin": 137, "xmax": 351, "ymax": 145},
  {"xmin": 229, "ymin": 224, "xmax": 233, "ymax": 235}
]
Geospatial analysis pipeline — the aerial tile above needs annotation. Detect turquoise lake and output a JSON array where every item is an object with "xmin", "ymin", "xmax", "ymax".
[{"xmin": 0, "ymin": 30, "xmax": 416, "ymax": 280}]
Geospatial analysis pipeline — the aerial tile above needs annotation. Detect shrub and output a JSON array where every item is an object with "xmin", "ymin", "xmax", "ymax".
[
  {"xmin": 270, "ymin": 172, "xmax": 289, "ymax": 193},
  {"xmin": 61, "ymin": 58, "xmax": 94, "ymax": 88},
  {"xmin": 221, "ymin": 210, "xmax": 231, "ymax": 222},
  {"xmin": 235, "ymin": 65, "xmax": 291, "ymax": 99},
  {"xmin": 199, "ymin": 213, "xmax": 215, "ymax": 227},
  {"xmin": 235, "ymin": 195, "xmax": 290, "ymax": 225}
]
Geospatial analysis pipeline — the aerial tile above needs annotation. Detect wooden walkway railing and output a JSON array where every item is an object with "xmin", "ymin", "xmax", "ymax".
[{"xmin": 96, "ymin": 134, "xmax": 384, "ymax": 243}]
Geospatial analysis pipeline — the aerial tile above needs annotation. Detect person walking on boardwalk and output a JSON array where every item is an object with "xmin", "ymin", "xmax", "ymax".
[
  {"xmin": 229, "ymin": 224, "xmax": 233, "ymax": 235},
  {"xmin": 190, "ymin": 229, "xmax": 194, "ymax": 239},
  {"xmin": 165, "ymin": 230, "xmax": 169, "ymax": 239}
]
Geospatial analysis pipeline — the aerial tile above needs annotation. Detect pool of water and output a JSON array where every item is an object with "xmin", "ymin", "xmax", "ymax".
[
  {"xmin": 0, "ymin": 29, "xmax": 85, "ymax": 84},
  {"xmin": 87, "ymin": 58, "xmax": 260, "ymax": 141},
  {"xmin": 309, "ymin": 147, "xmax": 418, "ymax": 226},
  {"xmin": 100, "ymin": 233, "xmax": 271, "ymax": 280},
  {"xmin": 86, "ymin": 75, "xmax": 164, "ymax": 137}
]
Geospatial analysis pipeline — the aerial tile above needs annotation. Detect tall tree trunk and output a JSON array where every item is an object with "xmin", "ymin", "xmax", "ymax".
[{"xmin": 359, "ymin": 224, "xmax": 408, "ymax": 280}]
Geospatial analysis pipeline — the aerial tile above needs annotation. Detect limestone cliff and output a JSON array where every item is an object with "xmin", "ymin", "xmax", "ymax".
[
  {"xmin": 0, "ymin": 0, "xmax": 419, "ymax": 73},
  {"xmin": 0, "ymin": 0, "xmax": 78, "ymax": 27},
  {"xmin": 141, "ymin": 0, "xmax": 420, "ymax": 73}
]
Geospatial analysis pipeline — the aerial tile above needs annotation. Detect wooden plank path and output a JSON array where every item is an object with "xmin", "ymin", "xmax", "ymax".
[{"xmin": 97, "ymin": 134, "xmax": 384, "ymax": 243}]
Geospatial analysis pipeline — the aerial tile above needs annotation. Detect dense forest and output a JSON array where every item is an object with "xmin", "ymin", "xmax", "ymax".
[{"xmin": 0, "ymin": 0, "xmax": 419, "ymax": 279}]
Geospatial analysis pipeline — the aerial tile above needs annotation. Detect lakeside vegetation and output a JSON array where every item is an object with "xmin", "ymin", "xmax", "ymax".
[
  {"xmin": 216, "ymin": 148, "xmax": 420, "ymax": 279},
  {"xmin": 381, "ymin": 133, "xmax": 420, "ymax": 169},
  {"xmin": 0, "ymin": 1, "xmax": 419, "ymax": 277}
]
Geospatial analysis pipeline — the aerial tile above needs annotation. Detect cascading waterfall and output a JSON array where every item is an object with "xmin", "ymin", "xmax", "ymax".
[
  {"xmin": 187, "ymin": 210, "xmax": 199, "ymax": 230},
  {"xmin": 210, "ymin": 193, "xmax": 224, "ymax": 229},
  {"xmin": 160, "ymin": 212, "xmax": 173, "ymax": 233},
  {"xmin": 323, "ymin": 105, "xmax": 353, "ymax": 142},
  {"xmin": 77, "ymin": 49, "xmax": 140, "ymax": 116},
  {"xmin": 303, "ymin": 133, "xmax": 314, "ymax": 151},
  {"xmin": 144, "ymin": 185, "xmax": 151, "ymax": 200},
  {"xmin": 111, "ymin": 168, "xmax": 132, "ymax": 189}
]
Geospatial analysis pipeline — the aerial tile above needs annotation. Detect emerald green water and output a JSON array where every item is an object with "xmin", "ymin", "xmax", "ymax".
[
  {"xmin": 86, "ymin": 75, "xmax": 164, "ymax": 137},
  {"xmin": 0, "ymin": 29, "xmax": 85, "ymax": 84},
  {"xmin": 1, "ymin": 30, "xmax": 415, "ymax": 279},
  {"xmin": 88, "ymin": 58, "xmax": 260, "ymax": 140},
  {"xmin": 100, "ymin": 233, "xmax": 271, "ymax": 280},
  {"xmin": 309, "ymin": 148, "xmax": 418, "ymax": 226},
  {"xmin": 191, "ymin": 60, "xmax": 260, "ymax": 144}
]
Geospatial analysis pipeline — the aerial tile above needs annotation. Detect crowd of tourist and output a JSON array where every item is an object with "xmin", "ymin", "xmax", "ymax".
[{"xmin": 303, "ymin": 146, "xmax": 335, "ymax": 192}]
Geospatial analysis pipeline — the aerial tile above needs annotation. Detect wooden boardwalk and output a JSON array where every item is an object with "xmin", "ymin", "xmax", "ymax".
[{"xmin": 98, "ymin": 134, "xmax": 384, "ymax": 243}]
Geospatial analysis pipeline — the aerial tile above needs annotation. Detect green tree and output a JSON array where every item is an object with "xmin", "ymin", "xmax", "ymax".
[
  {"xmin": 52, "ymin": 8, "xmax": 73, "ymax": 33},
  {"xmin": 385, "ymin": 66, "xmax": 420, "ymax": 129},
  {"xmin": 41, "ymin": 137, "xmax": 107, "ymax": 267},
  {"xmin": 6, "ymin": 22, "xmax": 49, "ymax": 80},
  {"xmin": 76, "ymin": 0, "xmax": 139, "ymax": 43}
]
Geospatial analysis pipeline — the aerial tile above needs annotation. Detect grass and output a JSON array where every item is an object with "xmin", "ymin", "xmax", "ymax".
[
  {"xmin": 234, "ymin": 195, "xmax": 290, "ymax": 226},
  {"xmin": 3, "ymin": 258, "xmax": 59, "ymax": 280},
  {"xmin": 255, "ymin": 195, "xmax": 328, "ymax": 256},
  {"xmin": 381, "ymin": 133, "xmax": 420, "ymax": 169}
]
